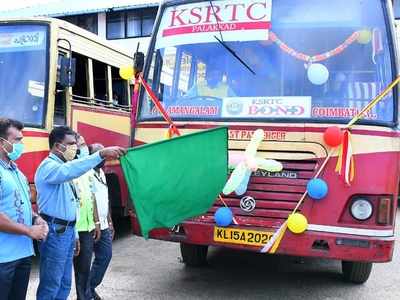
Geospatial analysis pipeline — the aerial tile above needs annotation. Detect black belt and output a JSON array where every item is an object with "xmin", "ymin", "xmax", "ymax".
[{"xmin": 40, "ymin": 214, "xmax": 76, "ymax": 227}]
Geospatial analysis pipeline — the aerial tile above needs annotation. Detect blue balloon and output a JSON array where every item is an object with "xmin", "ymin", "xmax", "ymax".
[
  {"xmin": 307, "ymin": 178, "xmax": 328, "ymax": 200},
  {"xmin": 235, "ymin": 170, "xmax": 252, "ymax": 195},
  {"xmin": 214, "ymin": 207, "xmax": 233, "ymax": 227}
]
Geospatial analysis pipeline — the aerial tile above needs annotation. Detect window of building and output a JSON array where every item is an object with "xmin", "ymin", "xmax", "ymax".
[
  {"xmin": 72, "ymin": 52, "xmax": 89, "ymax": 97},
  {"xmin": 93, "ymin": 60, "xmax": 108, "ymax": 101},
  {"xmin": 106, "ymin": 7, "xmax": 158, "ymax": 39},
  {"xmin": 60, "ymin": 14, "xmax": 98, "ymax": 34},
  {"xmin": 106, "ymin": 12, "xmax": 125, "ymax": 39}
]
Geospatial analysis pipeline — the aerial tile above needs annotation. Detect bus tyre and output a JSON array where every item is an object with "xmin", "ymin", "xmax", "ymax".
[
  {"xmin": 180, "ymin": 243, "xmax": 208, "ymax": 267},
  {"xmin": 342, "ymin": 261, "xmax": 373, "ymax": 284}
]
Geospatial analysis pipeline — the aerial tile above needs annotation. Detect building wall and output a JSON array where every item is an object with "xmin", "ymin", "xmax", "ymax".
[{"xmin": 97, "ymin": 12, "xmax": 152, "ymax": 55}]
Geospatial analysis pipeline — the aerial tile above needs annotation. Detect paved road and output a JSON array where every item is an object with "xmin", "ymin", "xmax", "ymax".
[{"xmin": 27, "ymin": 213, "xmax": 400, "ymax": 300}]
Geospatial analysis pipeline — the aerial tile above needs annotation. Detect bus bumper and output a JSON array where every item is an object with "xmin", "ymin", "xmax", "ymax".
[{"xmin": 129, "ymin": 214, "xmax": 394, "ymax": 263}]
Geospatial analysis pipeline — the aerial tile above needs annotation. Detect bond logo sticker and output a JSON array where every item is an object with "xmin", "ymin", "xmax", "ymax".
[{"xmin": 222, "ymin": 97, "xmax": 312, "ymax": 118}]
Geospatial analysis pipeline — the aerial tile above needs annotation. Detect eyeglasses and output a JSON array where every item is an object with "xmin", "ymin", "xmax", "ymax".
[{"xmin": 14, "ymin": 190, "xmax": 24, "ymax": 224}]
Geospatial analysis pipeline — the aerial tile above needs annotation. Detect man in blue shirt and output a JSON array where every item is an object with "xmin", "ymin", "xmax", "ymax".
[
  {"xmin": 0, "ymin": 118, "xmax": 49, "ymax": 300},
  {"xmin": 35, "ymin": 126, "xmax": 125, "ymax": 300}
]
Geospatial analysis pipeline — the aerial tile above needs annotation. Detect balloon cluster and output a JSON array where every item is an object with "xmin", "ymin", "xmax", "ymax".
[
  {"xmin": 223, "ymin": 129, "xmax": 283, "ymax": 196},
  {"xmin": 214, "ymin": 126, "xmax": 342, "ymax": 233},
  {"xmin": 287, "ymin": 126, "xmax": 341, "ymax": 234},
  {"xmin": 214, "ymin": 129, "xmax": 282, "ymax": 227}
]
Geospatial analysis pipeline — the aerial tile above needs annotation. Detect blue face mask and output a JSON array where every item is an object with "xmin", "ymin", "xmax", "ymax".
[
  {"xmin": 78, "ymin": 145, "xmax": 89, "ymax": 158},
  {"xmin": 1, "ymin": 139, "xmax": 24, "ymax": 161}
]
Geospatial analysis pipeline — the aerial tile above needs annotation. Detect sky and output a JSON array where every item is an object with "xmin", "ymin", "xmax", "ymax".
[{"xmin": 1, "ymin": 0, "xmax": 57, "ymax": 10}]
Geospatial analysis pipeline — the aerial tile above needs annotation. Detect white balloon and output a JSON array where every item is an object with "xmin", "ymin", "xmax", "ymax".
[
  {"xmin": 307, "ymin": 63, "xmax": 329, "ymax": 85},
  {"xmin": 256, "ymin": 158, "xmax": 283, "ymax": 172},
  {"xmin": 245, "ymin": 129, "xmax": 264, "ymax": 158}
]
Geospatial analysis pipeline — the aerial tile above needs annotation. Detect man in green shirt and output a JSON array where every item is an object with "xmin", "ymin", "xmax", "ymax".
[{"xmin": 73, "ymin": 135, "xmax": 100, "ymax": 300}]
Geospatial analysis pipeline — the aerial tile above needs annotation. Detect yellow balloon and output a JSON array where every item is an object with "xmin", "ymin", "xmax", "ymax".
[
  {"xmin": 119, "ymin": 66, "xmax": 134, "ymax": 80},
  {"xmin": 357, "ymin": 29, "xmax": 372, "ymax": 44},
  {"xmin": 287, "ymin": 213, "xmax": 308, "ymax": 234}
]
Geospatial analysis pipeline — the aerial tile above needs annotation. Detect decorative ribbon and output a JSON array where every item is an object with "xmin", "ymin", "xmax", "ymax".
[
  {"xmin": 139, "ymin": 73, "xmax": 181, "ymax": 136},
  {"xmin": 333, "ymin": 76, "xmax": 400, "ymax": 185},
  {"xmin": 130, "ymin": 76, "xmax": 140, "ymax": 130},
  {"xmin": 335, "ymin": 130, "xmax": 355, "ymax": 185},
  {"xmin": 270, "ymin": 31, "xmax": 360, "ymax": 63}
]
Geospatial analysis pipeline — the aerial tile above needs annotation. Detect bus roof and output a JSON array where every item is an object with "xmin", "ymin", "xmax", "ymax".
[
  {"xmin": 0, "ymin": 0, "xmax": 160, "ymax": 18},
  {"xmin": 0, "ymin": 17, "xmax": 133, "ymax": 59}
]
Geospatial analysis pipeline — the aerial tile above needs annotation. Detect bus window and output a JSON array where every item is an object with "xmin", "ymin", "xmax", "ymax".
[
  {"xmin": 111, "ymin": 66, "xmax": 128, "ymax": 106},
  {"xmin": 177, "ymin": 52, "xmax": 192, "ymax": 95},
  {"xmin": 55, "ymin": 53, "xmax": 67, "ymax": 125},
  {"xmin": 93, "ymin": 59, "xmax": 108, "ymax": 102},
  {"xmin": 0, "ymin": 24, "xmax": 48, "ymax": 127},
  {"xmin": 72, "ymin": 52, "xmax": 89, "ymax": 98}
]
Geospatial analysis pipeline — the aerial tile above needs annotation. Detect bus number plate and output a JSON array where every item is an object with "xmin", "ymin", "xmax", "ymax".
[{"xmin": 214, "ymin": 227, "xmax": 273, "ymax": 247}]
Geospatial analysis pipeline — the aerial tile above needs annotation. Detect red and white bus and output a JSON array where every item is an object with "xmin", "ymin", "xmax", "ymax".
[{"xmin": 130, "ymin": 0, "xmax": 399, "ymax": 283}]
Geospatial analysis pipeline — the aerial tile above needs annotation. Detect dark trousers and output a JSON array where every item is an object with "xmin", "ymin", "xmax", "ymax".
[
  {"xmin": 0, "ymin": 256, "xmax": 32, "ymax": 300},
  {"xmin": 89, "ymin": 228, "xmax": 113, "ymax": 297},
  {"xmin": 73, "ymin": 231, "xmax": 94, "ymax": 300}
]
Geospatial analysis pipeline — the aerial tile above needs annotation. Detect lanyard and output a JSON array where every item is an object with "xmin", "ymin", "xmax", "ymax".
[{"xmin": 93, "ymin": 171, "xmax": 107, "ymax": 186}]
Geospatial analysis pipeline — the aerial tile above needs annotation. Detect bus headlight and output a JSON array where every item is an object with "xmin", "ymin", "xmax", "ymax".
[{"xmin": 350, "ymin": 199, "xmax": 373, "ymax": 221}]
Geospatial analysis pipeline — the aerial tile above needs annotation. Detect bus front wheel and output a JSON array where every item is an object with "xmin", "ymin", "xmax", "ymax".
[
  {"xmin": 342, "ymin": 261, "xmax": 373, "ymax": 284},
  {"xmin": 180, "ymin": 243, "xmax": 208, "ymax": 267}
]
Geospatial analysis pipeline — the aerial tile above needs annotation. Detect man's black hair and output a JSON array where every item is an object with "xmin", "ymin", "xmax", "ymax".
[
  {"xmin": 49, "ymin": 126, "xmax": 76, "ymax": 149},
  {"xmin": 0, "ymin": 118, "xmax": 24, "ymax": 139}
]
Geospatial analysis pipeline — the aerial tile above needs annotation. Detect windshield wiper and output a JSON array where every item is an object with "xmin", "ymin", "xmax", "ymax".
[
  {"xmin": 213, "ymin": 35, "xmax": 256, "ymax": 75},
  {"xmin": 209, "ymin": 0, "xmax": 256, "ymax": 75}
]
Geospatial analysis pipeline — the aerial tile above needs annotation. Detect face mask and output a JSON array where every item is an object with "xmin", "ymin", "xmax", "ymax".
[
  {"xmin": 58, "ymin": 143, "xmax": 78, "ymax": 161},
  {"xmin": 1, "ymin": 138, "xmax": 24, "ymax": 161},
  {"xmin": 78, "ymin": 145, "xmax": 89, "ymax": 158}
]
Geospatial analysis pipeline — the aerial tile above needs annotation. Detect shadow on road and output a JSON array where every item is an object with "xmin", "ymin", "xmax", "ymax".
[{"xmin": 163, "ymin": 247, "xmax": 363, "ymax": 299}]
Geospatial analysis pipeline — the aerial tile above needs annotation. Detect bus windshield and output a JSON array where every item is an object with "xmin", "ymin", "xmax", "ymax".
[
  {"xmin": 140, "ymin": 0, "xmax": 395, "ymax": 124},
  {"xmin": 0, "ymin": 24, "xmax": 48, "ymax": 127}
]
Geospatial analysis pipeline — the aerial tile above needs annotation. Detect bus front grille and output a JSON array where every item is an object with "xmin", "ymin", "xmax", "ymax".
[{"xmin": 203, "ymin": 158, "xmax": 318, "ymax": 228}]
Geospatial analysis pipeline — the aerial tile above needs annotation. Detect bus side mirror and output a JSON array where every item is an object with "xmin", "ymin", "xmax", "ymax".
[
  {"xmin": 60, "ymin": 56, "xmax": 76, "ymax": 88},
  {"xmin": 133, "ymin": 52, "xmax": 145, "ymax": 74}
]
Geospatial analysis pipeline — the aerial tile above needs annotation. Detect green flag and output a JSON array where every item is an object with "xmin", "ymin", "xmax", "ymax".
[{"xmin": 121, "ymin": 127, "xmax": 228, "ymax": 238}]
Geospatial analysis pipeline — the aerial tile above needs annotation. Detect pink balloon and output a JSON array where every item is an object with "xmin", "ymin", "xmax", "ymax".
[
  {"xmin": 229, "ymin": 153, "xmax": 245, "ymax": 167},
  {"xmin": 246, "ymin": 157, "xmax": 258, "ymax": 171}
]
